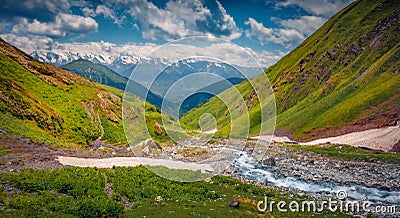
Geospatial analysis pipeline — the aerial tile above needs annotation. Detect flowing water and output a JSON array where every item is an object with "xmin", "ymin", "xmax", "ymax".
[{"xmin": 230, "ymin": 151, "xmax": 400, "ymax": 204}]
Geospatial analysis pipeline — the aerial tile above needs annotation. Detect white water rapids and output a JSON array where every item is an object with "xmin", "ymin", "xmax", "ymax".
[{"xmin": 231, "ymin": 151, "xmax": 400, "ymax": 204}]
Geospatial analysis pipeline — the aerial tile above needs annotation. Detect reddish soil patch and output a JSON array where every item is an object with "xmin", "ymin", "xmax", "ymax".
[{"xmin": 298, "ymin": 93, "xmax": 400, "ymax": 142}]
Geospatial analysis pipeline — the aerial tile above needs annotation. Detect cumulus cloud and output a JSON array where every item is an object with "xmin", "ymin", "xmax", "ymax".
[
  {"xmin": 1, "ymin": 0, "xmax": 241, "ymax": 42},
  {"xmin": 277, "ymin": 15, "xmax": 326, "ymax": 35},
  {"xmin": 109, "ymin": 0, "xmax": 241, "ymax": 40},
  {"xmin": 245, "ymin": 17, "xmax": 304, "ymax": 47},
  {"xmin": 266, "ymin": 0, "xmax": 353, "ymax": 48},
  {"xmin": 82, "ymin": 7, "xmax": 95, "ymax": 17},
  {"xmin": 12, "ymin": 13, "xmax": 98, "ymax": 38},
  {"xmin": 95, "ymin": 5, "xmax": 125, "ymax": 26},
  {"xmin": 0, "ymin": 0, "xmax": 71, "ymax": 22},
  {"xmin": 277, "ymin": 29, "xmax": 304, "ymax": 43},
  {"xmin": 245, "ymin": 18, "xmax": 273, "ymax": 46},
  {"xmin": 0, "ymin": 33, "xmax": 53, "ymax": 53},
  {"xmin": 95, "ymin": 5, "xmax": 114, "ymax": 18},
  {"xmin": 0, "ymin": 0, "xmax": 98, "ymax": 40},
  {"xmin": 276, "ymin": 0, "xmax": 355, "ymax": 17}
]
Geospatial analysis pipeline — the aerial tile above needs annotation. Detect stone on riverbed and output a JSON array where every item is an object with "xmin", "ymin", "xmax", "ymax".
[{"xmin": 128, "ymin": 138, "xmax": 162, "ymax": 157}]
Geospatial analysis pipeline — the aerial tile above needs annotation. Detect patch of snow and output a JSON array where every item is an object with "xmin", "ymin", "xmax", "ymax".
[{"xmin": 202, "ymin": 128, "xmax": 217, "ymax": 134}]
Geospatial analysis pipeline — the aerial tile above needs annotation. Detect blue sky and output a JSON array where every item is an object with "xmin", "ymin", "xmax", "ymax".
[{"xmin": 0, "ymin": 0, "xmax": 354, "ymax": 67}]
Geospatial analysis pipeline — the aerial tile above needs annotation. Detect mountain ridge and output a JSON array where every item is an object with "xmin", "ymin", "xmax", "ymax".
[
  {"xmin": 0, "ymin": 38, "xmax": 170, "ymax": 147},
  {"xmin": 62, "ymin": 59, "xmax": 128, "ymax": 90},
  {"xmin": 181, "ymin": 0, "xmax": 400, "ymax": 141}
]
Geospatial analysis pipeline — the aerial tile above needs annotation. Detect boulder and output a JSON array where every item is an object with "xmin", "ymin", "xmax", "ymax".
[
  {"xmin": 261, "ymin": 157, "xmax": 276, "ymax": 167},
  {"xmin": 133, "ymin": 138, "xmax": 162, "ymax": 157}
]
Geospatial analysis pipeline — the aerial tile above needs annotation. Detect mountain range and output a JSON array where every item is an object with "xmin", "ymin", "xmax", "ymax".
[
  {"xmin": 60, "ymin": 58, "xmax": 257, "ymax": 119},
  {"xmin": 31, "ymin": 49, "xmax": 263, "ymax": 79},
  {"xmin": 31, "ymin": 49, "xmax": 140, "ymax": 76}
]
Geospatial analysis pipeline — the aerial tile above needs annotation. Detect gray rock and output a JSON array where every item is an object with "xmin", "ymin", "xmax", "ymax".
[
  {"xmin": 261, "ymin": 157, "xmax": 276, "ymax": 166},
  {"xmin": 130, "ymin": 138, "xmax": 162, "ymax": 157}
]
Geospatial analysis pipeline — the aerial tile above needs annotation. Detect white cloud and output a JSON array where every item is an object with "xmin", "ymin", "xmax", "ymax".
[
  {"xmin": 278, "ymin": 15, "xmax": 326, "ymax": 35},
  {"xmin": 12, "ymin": 13, "xmax": 98, "ymax": 38},
  {"xmin": 215, "ymin": 1, "xmax": 242, "ymax": 40},
  {"xmin": 59, "ymin": 13, "xmax": 98, "ymax": 34},
  {"xmin": 278, "ymin": 29, "xmax": 304, "ymax": 42},
  {"xmin": 0, "ymin": 33, "xmax": 53, "ymax": 53},
  {"xmin": 95, "ymin": 5, "xmax": 125, "ymax": 26},
  {"xmin": 276, "ymin": 0, "xmax": 354, "ymax": 17},
  {"xmin": 96, "ymin": 5, "xmax": 114, "ymax": 17},
  {"xmin": 82, "ymin": 7, "xmax": 95, "ymax": 17},
  {"xmin": 245, "ymin": 18, "xmax": 273, "ymax": 46},
  {"xmin": 0, "ymin": 0, "xmax": 72, "ymax": 22},
  {"xmin": 1, "ymin": 0, "xmax": 241, "ymax": 42},
  {"xmin": 245, "ymin": 17, "xmax": 304, "ymax": 47},
  {"xmin": 244, "ymin": 48, "xmax": 285, "ymax": 67},
  {"xmin": 109, "ymin": 0, "xmax": 241, "ymax": 41}
]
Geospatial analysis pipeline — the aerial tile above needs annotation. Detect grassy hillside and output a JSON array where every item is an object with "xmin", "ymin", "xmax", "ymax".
[
  {"xmin": 62, "ymin": 58, "xmax": 169, "ymax": 119},
  {"xmin": 62, "ymin": 59, "xmax": 128, "ymax": 90},
  {"xmin": 182, "ymin": 0, "xmax": 400, "ymax": 140},
  {"xmin": 0, "ymin": 38, "xmax": 170, "ymax": 147},
  {"xmin": 0, "ymin": 166, "xmax": 348, "ymax": 217}
]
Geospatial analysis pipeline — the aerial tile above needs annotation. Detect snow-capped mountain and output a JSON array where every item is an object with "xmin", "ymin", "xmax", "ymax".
[
  {"xmin": 31, "ymin": 50, "xmax": 141, "ymax": 75},
  {"xmin": 31, "ymin": 50, "xmax": 263, "ymax": 79},
  {"xmin": 32, "ymin": 49, "xmax": 264, "ymax": 118}
]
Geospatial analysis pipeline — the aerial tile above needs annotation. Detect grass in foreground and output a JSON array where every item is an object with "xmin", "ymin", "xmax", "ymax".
[
  {"xmin": 0, "ymin": 166, "xmax": 349, "ymax": 218},
  {"xmin": 287, "ymin": 144, "xmax": 400, "ymax": 164}
]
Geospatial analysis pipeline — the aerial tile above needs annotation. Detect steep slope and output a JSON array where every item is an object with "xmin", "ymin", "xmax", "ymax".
[
  {"xmin": 0, "ymin": 38, "xmax": 170, "ymax": 147},
  {"xmin": 182, "ymin": 0, "xmax": 400, "ymax": 140},
  {"xmin": 61, "ymin": 59, "xmax": 128, "ymax": 90},
  {"xmin": 61, "ymin": 59, "xmax": 165, "ymax": 111}
]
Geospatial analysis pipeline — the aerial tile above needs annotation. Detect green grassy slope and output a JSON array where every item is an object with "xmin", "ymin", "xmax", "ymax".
[
  {"xmin": 62, "ymin": 59, "xmax": 128, "ymax": 90},
  {"xmin": 182, "ymin": 0, "xmax": 400, "ymax": 140},
  {"xmin": 0, "ymin": 166, "xmax": 349, "ymax": 217},
  {"xmin": 0, "ymin": 38, "xmax": 170, "ymax": 147}
]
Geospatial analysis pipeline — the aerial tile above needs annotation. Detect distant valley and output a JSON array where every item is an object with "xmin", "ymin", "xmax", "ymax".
[{"xmin": 60, "ymin": 57, "xmax": 256, "ymax": 118}]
